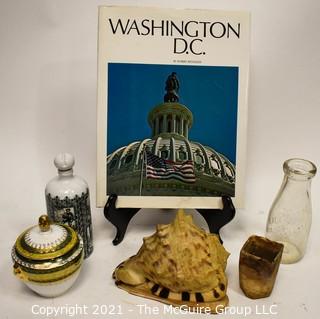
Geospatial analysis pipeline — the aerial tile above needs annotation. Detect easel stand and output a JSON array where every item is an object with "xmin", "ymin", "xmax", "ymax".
[{"xmin": 104, "ymin": 194, "xmax": 235, "ymax": 245}]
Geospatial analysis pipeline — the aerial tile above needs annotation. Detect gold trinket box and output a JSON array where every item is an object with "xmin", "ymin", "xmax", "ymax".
[{"xmin": 12, "ymin": 215, "xmax": 84, "ymax": 297}]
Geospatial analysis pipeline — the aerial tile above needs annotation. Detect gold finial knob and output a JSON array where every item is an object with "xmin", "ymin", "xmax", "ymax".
[{"xmin": 38, "ymin": 215, "xmax": 51, "ymax": 232}]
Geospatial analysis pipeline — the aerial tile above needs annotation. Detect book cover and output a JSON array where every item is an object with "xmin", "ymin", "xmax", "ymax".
[{"xmin": 97, "ymin": 6, "xmax": 250, "ymax": 208}]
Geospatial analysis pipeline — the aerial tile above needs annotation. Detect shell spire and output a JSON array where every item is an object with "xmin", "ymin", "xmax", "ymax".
[{"xmin": 174, "ymin": 208, "xmax": 192, "ymax": 224}]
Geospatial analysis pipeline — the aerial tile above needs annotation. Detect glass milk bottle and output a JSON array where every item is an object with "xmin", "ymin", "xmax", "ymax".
[
  {"xmin": 266, "ymin": 158, "xmax": 316, "ymax": 263},
  {"xmin": 45, "ymin": 153, "xmax": 93, "ymax": 258}
]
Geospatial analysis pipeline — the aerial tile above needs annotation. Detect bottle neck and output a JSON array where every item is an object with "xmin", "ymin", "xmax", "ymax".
[
  {"xmin": 285, "ymin": 174, "xmax": 312, "ymax": 184},
  {"xmin": 58, "ymin": 169, "xmax": 73, "ymax": 177},
  {"xmin": 281, "ymin": 174, "xmax": 312, "ymax": 196}
]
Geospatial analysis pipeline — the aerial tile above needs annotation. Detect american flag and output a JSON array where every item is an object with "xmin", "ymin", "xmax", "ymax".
[{"xmin": 145, "ymin": 152, "xmax": 196, "ymax": 183}]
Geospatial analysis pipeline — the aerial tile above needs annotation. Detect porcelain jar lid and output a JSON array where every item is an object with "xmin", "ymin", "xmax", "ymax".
[{"xmin": 12, "ymin": 215, "xmax": 83, "ymax": 270}]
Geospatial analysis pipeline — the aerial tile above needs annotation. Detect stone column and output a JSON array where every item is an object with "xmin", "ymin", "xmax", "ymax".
[
  {"xmin": 176, "ymin": 117, "xmax": 180, "ymax": 134},
  {"xmin": 180, "ymin": 117, "xmax": 184, "ymax": 136},
  {"xmin": 163, "ymin": 113, "xmax": 167, "ymax": 133},
  {"xmin": 172, "ymin": 114, "xmax": 176, "ymax": 133},
  {"xmin": 155, "ymin": 117, "xmax": 159, "ymax": 136},
  {"xmin": 184, "ymin": 120, "xmax": 188, "ymax": 139},
  {"xmin": 170, "ymin": 137, "xmax": 176, "ymax": 161}
]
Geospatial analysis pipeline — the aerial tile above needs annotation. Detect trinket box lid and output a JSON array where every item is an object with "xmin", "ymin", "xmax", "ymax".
[{"xmin": 12, "ymin": 215, "xmax": 82, "ymax": 264}]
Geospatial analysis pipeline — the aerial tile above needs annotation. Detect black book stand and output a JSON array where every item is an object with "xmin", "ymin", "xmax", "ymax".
[{"xmin": 104, "ymin": 194, "xmax": 235, "ymax": 245}]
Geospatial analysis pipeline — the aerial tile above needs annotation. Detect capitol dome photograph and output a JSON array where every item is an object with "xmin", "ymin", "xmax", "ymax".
[{"xmin": 106, "ymin": 63, "xmax": 238, "ymax": 197}]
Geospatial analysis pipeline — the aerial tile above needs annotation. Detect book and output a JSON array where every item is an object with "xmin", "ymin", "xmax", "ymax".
[{"xmin": 97, "ymin": 6, "xmax": 250, "ymax": 208}]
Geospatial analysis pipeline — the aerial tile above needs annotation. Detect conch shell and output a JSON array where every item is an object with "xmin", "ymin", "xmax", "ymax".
[{"xmin": 113, "ymin": 209, "xmax": 230, "ymax": 313}]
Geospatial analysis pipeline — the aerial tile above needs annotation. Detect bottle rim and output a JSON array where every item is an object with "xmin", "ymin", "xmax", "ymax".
[{"xmin": 283, "ymin": 158, "xmax": 317, "ymax": 179}]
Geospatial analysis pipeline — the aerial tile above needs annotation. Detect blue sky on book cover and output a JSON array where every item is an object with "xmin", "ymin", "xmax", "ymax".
[{"xmin": 107, "ymin": 62, "xmax": 238, "ymax": 164}]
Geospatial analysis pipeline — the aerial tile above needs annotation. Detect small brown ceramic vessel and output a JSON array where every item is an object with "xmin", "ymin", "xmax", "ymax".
[{"xmin": 239, "ymin": 235, "xmax": 283, "ymax": 299}]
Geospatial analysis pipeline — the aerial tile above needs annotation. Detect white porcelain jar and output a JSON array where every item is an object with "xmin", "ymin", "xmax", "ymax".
[
  {"xmin": 12, "ymin": 215, "xmax": 84, "ymax": 297},
  {"xmin": 45, "ymin": 153, "xmax": 93, "ymax": 258}
]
